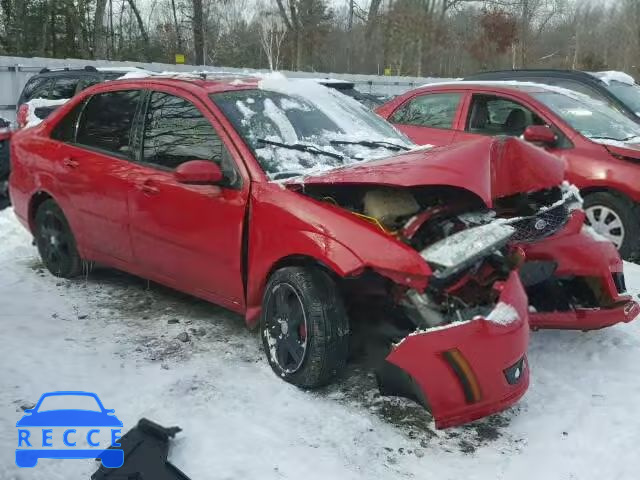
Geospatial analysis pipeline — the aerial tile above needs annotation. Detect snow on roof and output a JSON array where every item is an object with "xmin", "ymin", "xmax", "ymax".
[
  {"xmin": 419, "ymin": 79, "xmax": 606, "ymax": 104},
  {"xmin": 589, "ymin": 70, "xmax": 636, "ymax": 86},
  {"xmin": 96, "ymin": 66, "xmax": 155, "ymax": 74},
  {"xmin": 23, "ymin": 98, "xmax": 68, "ymax": 128}
]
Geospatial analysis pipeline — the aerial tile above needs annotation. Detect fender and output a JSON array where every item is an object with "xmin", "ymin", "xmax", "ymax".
[{"xmin": 244, "ymin": 182, "xmax": 432, "ymax": 327}]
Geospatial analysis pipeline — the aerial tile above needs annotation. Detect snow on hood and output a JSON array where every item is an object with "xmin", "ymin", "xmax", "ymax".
[
  {"xmin": 285, "ymin": 136, "xmax": 565, "ymax": 207},
  {"xmin": 23, "ymin": 98, "xmax": 69, "ymax": 128},
  {"xmin": 590, "ymin": 71, "xmax": 636, "ymax": 86}
]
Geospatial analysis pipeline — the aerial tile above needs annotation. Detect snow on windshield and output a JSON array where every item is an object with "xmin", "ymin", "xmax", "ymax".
[
  {"xmin": 532, "ymin": 91, "xmax": 640, "ymax": 143},
  {"xmin": 212, "ymin": 74, "xmax": 412, "ymax": 179}
]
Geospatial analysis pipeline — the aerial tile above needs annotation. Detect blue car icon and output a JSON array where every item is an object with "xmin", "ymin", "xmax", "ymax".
[{"xmin": 16, "ymin": 391, "xmax": 124, "ymax": 468}]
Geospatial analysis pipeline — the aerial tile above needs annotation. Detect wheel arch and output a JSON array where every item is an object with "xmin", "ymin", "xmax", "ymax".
[
  {"xmin": 28, "ymin": 190, "xmax": 55, "ymax": 233},
  {"xmin": 245, "ymin": 250, "xmax": 360, "ymax": 330}
]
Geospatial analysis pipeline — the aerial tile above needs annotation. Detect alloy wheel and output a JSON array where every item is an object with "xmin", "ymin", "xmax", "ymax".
[
  {"xmin": 264, "ymin": 283, "xmax": 308, "ymax": 374},
  {"xmin": 585, "ymin": 205, "xmax": 625, "ymax": 248}
]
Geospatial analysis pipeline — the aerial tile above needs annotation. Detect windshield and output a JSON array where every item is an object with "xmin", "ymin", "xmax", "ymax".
[
  {"xmin": 533, "ymin": 91, "xmax": 640, "ymax": 142},
  {"xmin": 211, "ymin": 82, "xmax": 412, "ymax": 179},
  {"xmin": 606, "ymin": 80, "xmax": 640, "ymax": 116}
]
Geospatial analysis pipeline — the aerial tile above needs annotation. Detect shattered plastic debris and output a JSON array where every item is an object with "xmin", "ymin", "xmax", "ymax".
[
  {"xmin": 91, "ymin": 418, "xmax": 190, "ymax": 480},
  {"xmin": 483, "ymin": 302, "xmax": 519, "ymax": 326}
]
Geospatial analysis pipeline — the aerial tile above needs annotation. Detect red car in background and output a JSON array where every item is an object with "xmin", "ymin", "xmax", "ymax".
[{"xmin": 377, "ymin": 81, "xmax": 640, "ymax": 261}]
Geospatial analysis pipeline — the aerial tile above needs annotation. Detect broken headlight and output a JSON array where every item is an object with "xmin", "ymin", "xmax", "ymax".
[{"xmin": 421, "ymin": 222, "xmax": 515, "ymax": 277}]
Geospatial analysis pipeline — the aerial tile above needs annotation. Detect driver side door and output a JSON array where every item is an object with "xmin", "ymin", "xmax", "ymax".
[{"xmin": 127, "ymin": 90, "xmax": 249, "ymax": 312}]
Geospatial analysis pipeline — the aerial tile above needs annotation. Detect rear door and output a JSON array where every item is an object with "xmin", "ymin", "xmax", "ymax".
[
  {"xmin": 387, "ymin": 92, "xmax": 464, "ymax": 146},
  {"xmin": 50, "ymin": 90, "xmax": 142, "ymax": 264},
  {"xmin": 126, "ymin": 89, "xmax": 249, "ymax": 311}
]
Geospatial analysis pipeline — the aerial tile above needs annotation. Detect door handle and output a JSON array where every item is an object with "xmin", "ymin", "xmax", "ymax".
[
  {"xmin": 63, "ymin": 157, "xmax": 79, "ymax": 169},
  {"xmin": 138, "ymin": 180, "xmax": 159, "ymax": 195}
]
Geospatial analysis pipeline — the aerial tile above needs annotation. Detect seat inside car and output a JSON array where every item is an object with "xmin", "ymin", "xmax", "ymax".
[{"xmin": 504, "ymin": 108, "xmax": 527, "ymax": 136}]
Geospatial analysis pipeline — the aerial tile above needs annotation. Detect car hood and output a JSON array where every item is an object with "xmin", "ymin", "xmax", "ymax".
[{"xmin": 285, "ymin": 136, "xmax": 565, "ymax": 207}]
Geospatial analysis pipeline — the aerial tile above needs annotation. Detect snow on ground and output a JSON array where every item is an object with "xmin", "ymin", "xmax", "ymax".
[{"xmin": 1, "ymin": 207, "xmax": 640, "ymax": 479}]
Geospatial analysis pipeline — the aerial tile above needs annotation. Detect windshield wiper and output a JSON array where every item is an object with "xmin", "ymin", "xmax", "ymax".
[
  {"xmin": 257, "ymin": 138, "xmax": 344, "ymax": 160},
  {"xmin": 329, "ymin": 139, "xmax": 410, "ymax": 151},
  {"xmin": 589, "ymin": 135, "xmax": 639, "ymax": 142}
]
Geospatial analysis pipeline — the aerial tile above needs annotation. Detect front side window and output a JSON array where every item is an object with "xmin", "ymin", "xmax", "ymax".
[
  {"xmin": 467, "ymin": 95, "xmax": 544, "ymax": 136},
  {"xmin": 76, "ymin": 90, "xmax": 141, "ymax": 157},
  {"xmin": 142, "ymin": 92, "xmax": 224, "ymax": 169},
  {"xmin": 389, "ymin": 93, "xmax": 462, "ymax": 128},
  {"xmin": 50, "ymin": 77, "xmax": 80, "ymax": 100}
]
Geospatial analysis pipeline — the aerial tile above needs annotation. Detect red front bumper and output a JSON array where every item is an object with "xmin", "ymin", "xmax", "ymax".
[
  {"xmin": 384, "ymin": 271, "xmax": 530, "ymax": 429},
  {"xmin": 522, "ymin": 211, "xmax": 640, "ymax": 330}
]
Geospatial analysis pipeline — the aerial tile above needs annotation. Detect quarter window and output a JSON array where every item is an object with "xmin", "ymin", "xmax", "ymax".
[
  {"xmin": 22, "ymin": 78, "xmax": 53, "ymax": 102},
  {"xmin": 390, "ymin": 93, "xmax": 462, "ymax": 128},
  {"xmin": 76, "ymin": 90, "xmax": 141, "ymax": 157}
]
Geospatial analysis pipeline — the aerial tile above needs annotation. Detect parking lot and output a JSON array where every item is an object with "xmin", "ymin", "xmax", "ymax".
[{"xmin": 2, "ymin": 207, "xmax": 639, "ymax": 479}]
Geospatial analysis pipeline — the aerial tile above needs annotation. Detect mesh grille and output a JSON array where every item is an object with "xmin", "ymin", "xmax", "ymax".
[{"xmin": 509, "ymin": 203, "xmax": 569, "ymax": 243}]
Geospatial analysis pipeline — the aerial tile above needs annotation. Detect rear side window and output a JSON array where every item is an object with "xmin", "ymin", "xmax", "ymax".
[
  {"xmin": 50, "ymin": 77, "xmax": 80, "ymax": 100},
  {"xmin": 51, "ymin": 101, "xmax": 86, "ymax": 143},
  {"xmin": 20, "ymin": 78, "xmax": 53, "ymax": 103},
  {"xmin": 389, "ymin": 93, "xmax": 462, "ymax": 128},
  {"xmin": 76, "ymin": 90, "xmax": 141, "ymax": 157}
]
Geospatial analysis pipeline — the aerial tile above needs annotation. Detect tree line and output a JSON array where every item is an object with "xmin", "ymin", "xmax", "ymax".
[{"xmin": 1, "ymin": 0, "xmax": 638, "ymax": 78}]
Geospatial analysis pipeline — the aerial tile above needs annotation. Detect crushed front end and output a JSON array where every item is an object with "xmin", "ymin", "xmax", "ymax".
[
  {"xmin": 489, "ymin": 183, "xmax": 640, "ymax": 330},
  {"xmin": 302, "ymin": 185, "xmax": 535, "ymax": 428}
]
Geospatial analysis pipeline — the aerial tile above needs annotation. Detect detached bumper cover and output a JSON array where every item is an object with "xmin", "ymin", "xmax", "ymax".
[
  {"xmin": 383, "ymin": 271, "xmax": 530, "ymax": 429},
  {"xmin": 522, "ymin": 211, "xmax": 640, "ymax": 330}
]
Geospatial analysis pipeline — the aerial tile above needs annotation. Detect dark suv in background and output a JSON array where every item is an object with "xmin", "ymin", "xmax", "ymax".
[
  {"xmin": 0, "ymin": 66, "xmax": 145, "ymax": 208},
  {"xmin": 464, "ymin": 69, "xmax": 640, "ymax": 123}
]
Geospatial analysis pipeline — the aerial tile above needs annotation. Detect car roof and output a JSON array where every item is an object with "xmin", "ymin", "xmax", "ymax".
[
  {"xmin": 463, "ymin": 69, "xmax": 608, "ymax": 85},
  {"xmin": 417, "ymin": 80, "xmax": 556, "ymax": 94},
  {"xmin": 104, "ymin": 73, "xmax": 262, "ymax": 94}
]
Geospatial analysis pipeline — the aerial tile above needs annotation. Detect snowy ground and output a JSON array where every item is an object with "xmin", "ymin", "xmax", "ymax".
[{"xmin": 1, "ymin": 207, "xmax": 639, "ymax": 480}]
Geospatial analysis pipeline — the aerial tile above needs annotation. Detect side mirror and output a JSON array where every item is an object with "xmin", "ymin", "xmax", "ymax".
[
  {"xmin": 175, "ymin": 160, "xmax": 223, "ymax": 185},
  {"xmin": 523, "ymin": 125, "xmax": 557, "ymax": 146}
]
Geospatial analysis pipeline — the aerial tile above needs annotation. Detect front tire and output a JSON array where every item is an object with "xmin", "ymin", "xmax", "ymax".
[
  {"xmin": 261, "ymin": 266, "xmax": 349, "ymax": 388},
  {"xmin": 583, "ymin": 192, "xmax": 640, "ymax": 260},
  {"xmin": 34, "ymin": 199, "xmax": 83, "ymax": 278}
]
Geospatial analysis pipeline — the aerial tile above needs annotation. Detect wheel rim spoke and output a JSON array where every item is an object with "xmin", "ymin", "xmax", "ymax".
[{"xmin": 267, "ymin": 283, "xmax": 308, "ymax": 373}]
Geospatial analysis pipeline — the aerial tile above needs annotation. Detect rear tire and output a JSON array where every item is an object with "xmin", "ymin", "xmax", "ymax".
[
  {"xmin": 261, "ymin": 266, "xmax": 349, "ymax": 388},
  {"xmin": 34, "ymin": 199, "xmax": 83, "ymax": 278},
  {"xmin": 583, "ymin": 192, "xmax": 640, "ymax": 260}
]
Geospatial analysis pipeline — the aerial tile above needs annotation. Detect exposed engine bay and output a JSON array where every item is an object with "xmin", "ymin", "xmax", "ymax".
[{"xmin": 297, "ymin": 181, "xmax": 581, "ymax": 337}]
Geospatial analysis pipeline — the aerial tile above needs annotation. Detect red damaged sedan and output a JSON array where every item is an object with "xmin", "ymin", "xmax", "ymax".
[{"xmin": 5, "ymin": 75, "xmax": 628, "ymax": 428}]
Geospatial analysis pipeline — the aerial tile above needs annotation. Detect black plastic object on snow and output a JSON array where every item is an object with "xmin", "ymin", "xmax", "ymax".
[{"xmin": 91, "ymin": 418, "xmax": 191, "ymax": 480}]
